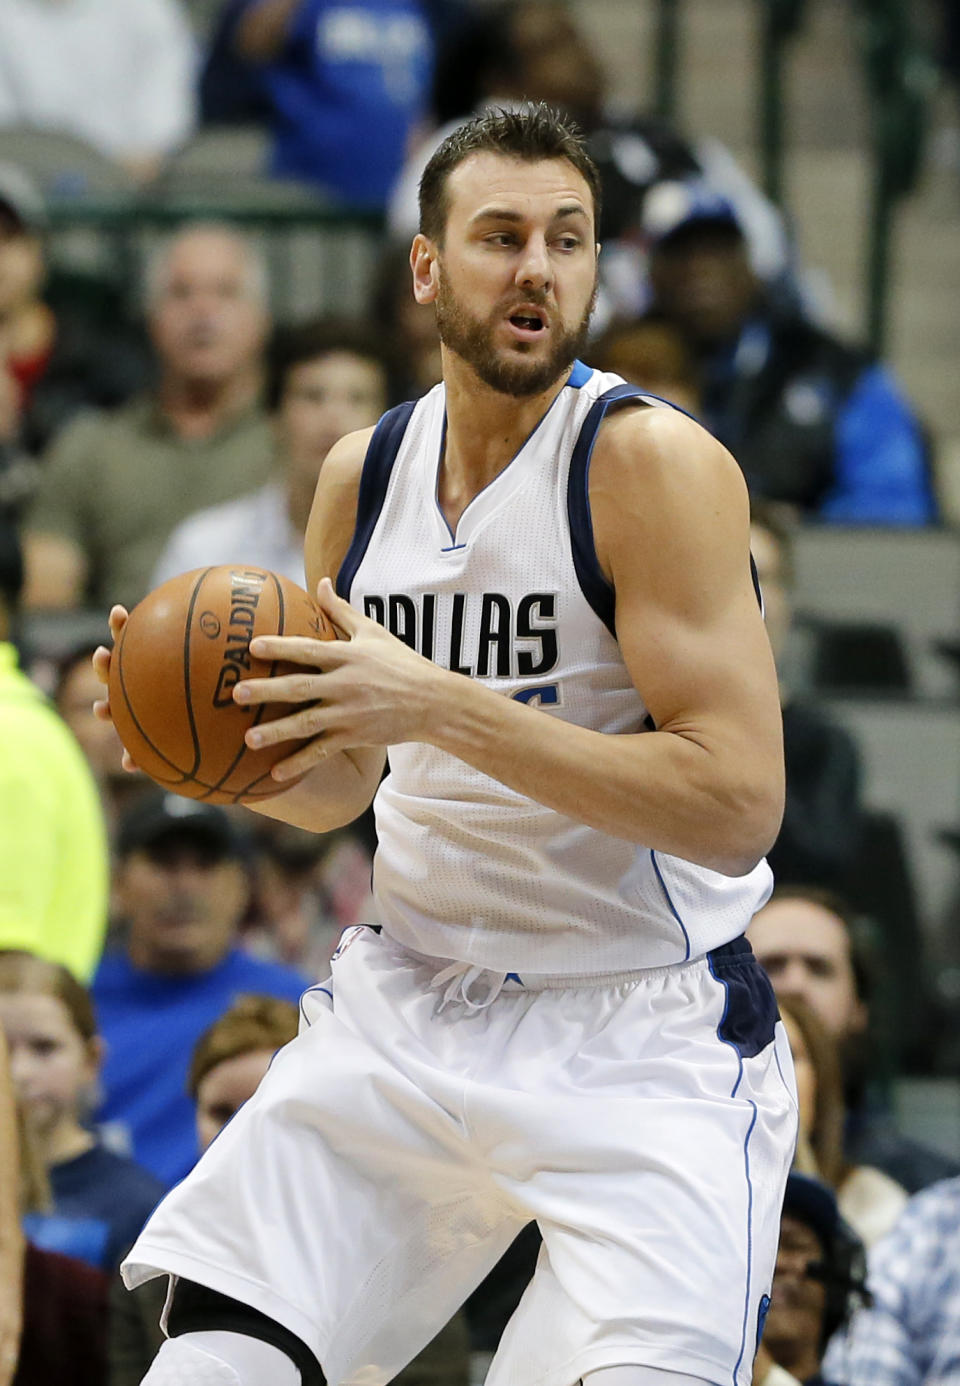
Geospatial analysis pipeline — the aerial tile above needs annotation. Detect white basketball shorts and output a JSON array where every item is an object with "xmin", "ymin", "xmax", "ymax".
[{"xmin": 123, "ymin": 927, "xmax": 797, "ymax": 1386}]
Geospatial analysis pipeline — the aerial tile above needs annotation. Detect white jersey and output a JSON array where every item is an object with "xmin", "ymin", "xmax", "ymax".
[{"xmin": 338, "ymin": 361, "xmax": 773, "ymax": 974}]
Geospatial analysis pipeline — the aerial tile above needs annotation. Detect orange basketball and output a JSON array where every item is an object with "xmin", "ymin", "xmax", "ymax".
[{"xmin": 109, "ymin": 565, "xmax": 336, "ymax": 804}]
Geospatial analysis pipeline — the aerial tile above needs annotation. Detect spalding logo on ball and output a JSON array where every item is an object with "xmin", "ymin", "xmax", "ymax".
[{"xmin": 109, "ymin": 565, "xmax": 336, "ymax": 804}]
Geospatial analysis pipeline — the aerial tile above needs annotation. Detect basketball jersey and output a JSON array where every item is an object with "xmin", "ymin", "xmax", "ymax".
[{"xmin": 338, "ymin": 361, "xmax": 773, "ymax": 975}]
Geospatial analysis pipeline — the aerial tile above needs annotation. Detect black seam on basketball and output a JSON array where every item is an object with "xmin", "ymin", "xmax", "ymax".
[
  {"xmin": 195, "ymin": 571, "xmax": 286, "ymax": 801},
  {"xmin": 182, "ymin": 568, "xmax": 212, "ymax": 779},
  {"xmin": 115, "ymin": 618, "xmax": 193, "ymax": 782}
]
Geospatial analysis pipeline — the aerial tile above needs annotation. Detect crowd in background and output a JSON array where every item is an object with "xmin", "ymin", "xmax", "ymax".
[{"xmin": 0, "ymin": 2, "xmax": 958, "ymax": 1385}]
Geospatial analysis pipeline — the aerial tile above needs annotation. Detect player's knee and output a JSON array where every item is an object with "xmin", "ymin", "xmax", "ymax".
[
  {"xmin": 141, "ymin": 1336, "xmax": 244, "ymax": 1384},
  {"xmin": 580, "ymin": 1369, "xmax": 716, "ymax": 1386},
  {"xmin": 142, "ymin": 1332, "xmax": 303, "ymax": 1385},
  {"xmin": 165, "ymin": 1280, "xmax": 323, "ymax": 1385}
]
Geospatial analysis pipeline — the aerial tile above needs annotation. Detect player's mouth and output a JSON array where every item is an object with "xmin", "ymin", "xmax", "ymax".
[{"xmin": 506, "ymin": 306, "xmax": 548, "ymax": 341}]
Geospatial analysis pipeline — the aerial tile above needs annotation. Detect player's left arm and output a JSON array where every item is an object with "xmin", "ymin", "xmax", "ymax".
[{"xmin": 418, "ymin": 405, "xmax": 784, "ymax": 875}]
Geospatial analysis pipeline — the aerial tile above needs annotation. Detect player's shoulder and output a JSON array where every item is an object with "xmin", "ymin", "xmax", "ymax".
[
  {"xmin": 592, "ymin": 395, "xmax": 745, "ymax": 503},
  {"xmin": 317, "ymin": 423, "xmax": 380, "ymax": 490}
]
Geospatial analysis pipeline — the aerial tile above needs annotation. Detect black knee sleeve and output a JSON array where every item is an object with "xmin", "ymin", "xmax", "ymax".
[{"xmin": 167, "ymin": 1279, "xmax": 326, "ymax": 1386}]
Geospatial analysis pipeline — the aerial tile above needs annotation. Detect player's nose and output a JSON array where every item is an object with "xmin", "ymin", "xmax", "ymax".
[{"xmin": 515, "ymin": 234, "xmax": 552, "ymax": 292}]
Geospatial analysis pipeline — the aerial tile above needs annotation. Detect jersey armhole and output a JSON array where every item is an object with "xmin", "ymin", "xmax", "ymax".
[{"xmin": 336, "ymin": 400, "xmax": 417, "ymax": 599}]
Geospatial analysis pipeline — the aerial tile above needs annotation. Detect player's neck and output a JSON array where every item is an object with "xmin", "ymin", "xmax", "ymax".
[{"xmin": 439, "ymin": 355, "xmax": 568, "ymax": 524}]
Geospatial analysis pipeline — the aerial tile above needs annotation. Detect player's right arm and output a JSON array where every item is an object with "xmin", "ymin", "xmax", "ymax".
[
  {"xmin": 247, "ymin": 426, "xmax": 387, "ymax": 830},
  {"xmin": 93, "ymin": 427, "xmax": 386, "ymax": 834}
]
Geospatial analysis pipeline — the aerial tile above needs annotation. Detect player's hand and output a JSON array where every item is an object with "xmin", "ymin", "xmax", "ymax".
[
  {"xmin": 233, "ymin": 577, "xmax": 451, "ymax": 782},
  {"xmin": 92, "ymin": 606, "xmax": 140, "ymax": 773}
]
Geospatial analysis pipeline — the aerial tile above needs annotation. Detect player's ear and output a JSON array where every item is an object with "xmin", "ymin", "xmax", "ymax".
[{"xmin": 411, "ymin": 234, "xmax": 439, "ymax": 305}]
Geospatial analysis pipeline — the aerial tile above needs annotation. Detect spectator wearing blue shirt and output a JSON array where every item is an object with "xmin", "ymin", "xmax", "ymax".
[
  {"xmin": 0, "ymin": 950, "xmax": 163, "ymax": 1273},
  {"xmin": 643, "ymin": 181, "xmax": 938, "ymax": 526},
  {"xmin": 823, "ymin": 1176, "xmax": 960, "ymax": 1385},
  {"xmin": 203, "ymin": 0, "xmax": 433, "ymax": 208},
  {"xmin": 93, "ymin": 793, "xmax": 306, "ymax": 1188}
]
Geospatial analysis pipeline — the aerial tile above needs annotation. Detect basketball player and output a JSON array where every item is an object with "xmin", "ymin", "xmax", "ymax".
[{"xmin": 95, "ymin": 107, "xmax": 797, "ymax": 1386}]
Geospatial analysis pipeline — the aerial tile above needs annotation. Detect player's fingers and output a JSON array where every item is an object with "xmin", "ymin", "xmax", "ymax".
[
  {"xmin": 92, "ymin": 645, "xmax": 112, "ymax": 685},
  {"xmin": 247, "ymin": 633, "xmax": 345, "ymax": 667},
  {"xmin": 121, "ymin": 749, "xmax": 140, "ymax": 774},
  {"xmin": 92, "ymin": 696, "xmax": 111, "ymax": 721},
  {"xmin": 108, "ymin": 605, "xmax": 128, "ymax": 640},
  {"xmin": 267, "ymin": 732, "xmax": 350, "ymax": 783},
  {"xmin": 233, "ymin": 670, "xmax": 326, "ymax": 706},
  {"xmin": 316, "ymin": 576, "xmax": 361, "ymax": 636},
  {"xmin": 244, "ymin": 704, "xmax": 326, "ymax": 749}
]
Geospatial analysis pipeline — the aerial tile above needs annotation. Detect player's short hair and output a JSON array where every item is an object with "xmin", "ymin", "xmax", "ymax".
[
  {"xmin": 418, "ymin": 103, "xmax": 602, "ymax": 244},
  {"xmin": 0, "ymin": 949, "xmax": 97, "ymax": 1042},
  {"xmin": 265, "ymin": 316, "xmax": 398, "ymax": 412},
  {"xmin": 188, "ymin": 993, "xmax": 299, "ymax": 1099}
]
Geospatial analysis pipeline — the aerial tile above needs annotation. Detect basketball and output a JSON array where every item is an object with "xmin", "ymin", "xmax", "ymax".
[{"xmin": 109, "ymin": 565, "xmax": 336, "ymax": 804}]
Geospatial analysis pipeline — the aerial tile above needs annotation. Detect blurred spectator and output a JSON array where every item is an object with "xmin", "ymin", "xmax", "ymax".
[
  {"xmin": 0, "ymin": 166, "xmax": 52, "ymax": 516},
  {"xmin": 643, "ymin": 181, "xmax": 938, "ymax": 523},
  {"xmin": 0, "ymin": 162, "xmax": 151, "ymax": 493},
  {"xmin": 590, "ymin": 313, "xmax": 702, "ymax": 416},
  {"xmin": 0, "ymin": 517, "xmax": 109, "ymax": 983},
  {"xmin": 92, "ymin": 791, "xmax": 305, "ymax": 1187},
  {"xmin": 152, "ymin": 316, "xmax": 394, "ymax": 587},
  {"xmin": 370, "ymin": 240, "xmax": 442, "ymax": 397},
  {"xmin": 0, "ymin": 1029, "xmax": 22, "ymax": 1386},
  {"xmin": 754, "ymin": 1173, "xmax": 869, "ymax": 1386},
  {"xmin": 0, "ymin": 950, "xmax": 162, "ymax": 1272},
  {"xmin": 823, "ymin": 1176, "xmax": 960, "ymax": 1385},
  {"xmin": 24, "ymin": 223, "xmax": 274, "ymax": 611},
  {"xmin": 12, "ymin": 1077, "xmax": 109, "ymax": 1386},
  {"xmin": 243, "ymin": 817, "xmax": 375, "ymax": 975},
  {"xmin": 0, "ymin": 0, "xmax": 195, "ymax": 185},
  {"xmin": 779, "ymin": 995, "xmax": 908, "ymax": 1249},
  {"xmin": 201, "ymin": 0, "xmax": 433, "ymax": 208},
  {"xmin": 52, "ymin": 642, "xmax": 149, "ymax": 846},
  {"xmin": 749, "ymin": 501, "xmax": 865, "ymax": 890},
  {"xmin": 388, "ymin": 0, "xmax": 793, "ymax": 316},
  {"xmin": 749, "ymin": 887, "xmax": 959, "ymax": 1195}
]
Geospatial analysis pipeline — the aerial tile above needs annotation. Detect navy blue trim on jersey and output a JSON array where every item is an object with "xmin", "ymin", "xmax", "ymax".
[
  {"xmin": 650, "ymin": 851, "xmax": 691, "ymax": 961},
  {"xmin": 567, "ymin": 384, "xmax": 664, "ymax": 638},
  {"xmin": 750, "ymin": 554, "xmax": 763, "ymax": 612},
  {"xmin": 567, "ymin": 358, "xmax": 592, "ymax": 388},
  {"xmin": 337, "ymin": 401, "xmax": 417, "ymax": 599}
]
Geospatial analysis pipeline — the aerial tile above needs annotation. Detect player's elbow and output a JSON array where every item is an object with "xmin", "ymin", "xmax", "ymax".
[{"xmin": 703, "ymin": 772, "xmax": 784, "ymax": 877}]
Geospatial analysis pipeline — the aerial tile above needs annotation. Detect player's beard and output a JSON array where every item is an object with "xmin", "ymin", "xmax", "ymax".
[{"xmin": 435, "ymin": 268, "xmax": 597, "ymax": 398}]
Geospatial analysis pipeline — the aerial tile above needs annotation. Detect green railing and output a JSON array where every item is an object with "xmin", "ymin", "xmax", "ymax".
[
  {"xmin": 44, "ymin": 197, "xmax": 385, "ymax": 321},
  {"xmin": 650, "ymin": 0, "xmax": 935, "ymax": 352}
]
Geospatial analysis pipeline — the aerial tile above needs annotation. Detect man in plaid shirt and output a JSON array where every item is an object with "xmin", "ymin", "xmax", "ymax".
[{"xmin": 824, "ymin": 1177, "xmax": 960, "ymax": 1384}]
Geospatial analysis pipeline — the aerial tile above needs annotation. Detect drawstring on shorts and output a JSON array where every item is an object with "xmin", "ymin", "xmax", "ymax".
[{"xmin": 430, "ymin": 962, "xmax": 514, "ymax": 1015}]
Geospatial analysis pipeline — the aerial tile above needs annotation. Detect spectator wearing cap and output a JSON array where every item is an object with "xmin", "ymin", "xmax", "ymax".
[
  {"xmin": 823, "ymin": 1176, "xmax": 960, "ymax": 1385},
  {"xmin": 0, "ymin": 516, "xmax": 109, "ymax": 984},
  {"xmin": 0, "ymin": 0, "xmax": 195, "ymax": 185},
  {"xmin": 643, "ymin": 180, "xmax": 937, "ymax": 525},
  {"xmin": 755, "ymin": 1173, "xmax": 870, "ymax": 1386},
  {"xmin": 91, "ymin": 792, "xmax": 306, "ymax": 1187}
]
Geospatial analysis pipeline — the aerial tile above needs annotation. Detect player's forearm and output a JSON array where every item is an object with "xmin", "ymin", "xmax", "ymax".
[
  {"xmin": 425, "ymin": 672, "xmax": 782, "ymax": 876},
  {"xmin": 246, "ymin": 744, "xmax": 384, "ymax": 833}
]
